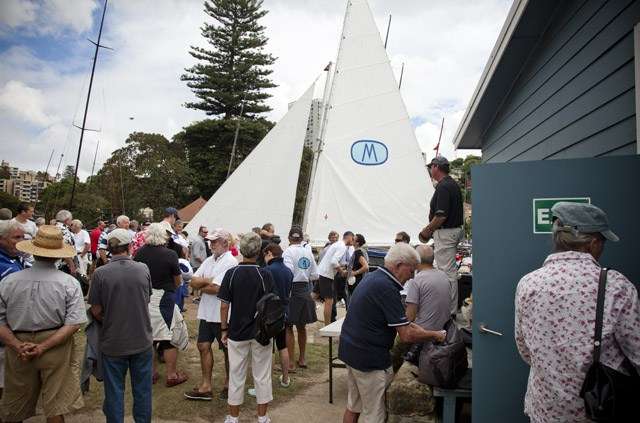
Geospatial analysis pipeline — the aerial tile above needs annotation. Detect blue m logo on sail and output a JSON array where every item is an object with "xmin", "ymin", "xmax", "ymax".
[{"xmin": 351, "ymin": 140, "xmax": 389, "ymax": 166}]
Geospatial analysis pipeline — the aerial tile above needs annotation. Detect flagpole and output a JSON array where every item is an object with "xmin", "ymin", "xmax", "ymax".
[{"xmin": 434, "ymin": 117, "xmax": 444, "ymax": 157}]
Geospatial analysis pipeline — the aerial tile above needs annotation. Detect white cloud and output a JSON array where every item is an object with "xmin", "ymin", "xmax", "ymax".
[
  {"xmin": 0, "ymin": 0, "xmax": 37, "ymax": 29},
  {"xmin": 0, "ymin": 0, "xmax": 98, "ymax": 36},
  {"xmin": 0, "ymin": 80, "xmax": 58, "ymax": 126},
  {"xmin": 0, "ymin": 0, "xmax": 508, "ymax": 178},
  {"xmin": 40, "ymin": 0, "xmax": 99, "ymax": 36}
]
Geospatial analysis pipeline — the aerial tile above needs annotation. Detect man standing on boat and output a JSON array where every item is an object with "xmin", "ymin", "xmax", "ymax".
[{"xmin": 419, "ymin": 156, "xmax": 464, "ymax": 316}]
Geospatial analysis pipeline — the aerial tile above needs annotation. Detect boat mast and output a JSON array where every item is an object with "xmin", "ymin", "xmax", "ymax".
[
  {"xmin": 301, "ymin": 0, "xmax": 352, "ymax": 236},
  {"xmin": 69, "ymin": 0, "xmax": 109, "ymax": 210}
]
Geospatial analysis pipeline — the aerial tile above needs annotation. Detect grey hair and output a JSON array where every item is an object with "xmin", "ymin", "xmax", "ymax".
[
  {"xmin": 145, "ymin": 222, "xmax": 169, "ymax": 246},
  {"xmin": 415, "ymin": 244, "xmax": 435, "ymax": 265},
  {"xmin": 71, "ymin": 219, "xmax": 83, "ymax": 229},
  {"xmin": 56, "ymin": 209, "xmax": 72, "ymax": 222},
  {"xmin": 35, "ymin": 217, "xmax": 46, "ymax": 226},
  {"xmin": 385, "ymin": 242, "xmax": 420, "ymax": 267},
  {"xmin": 552, "ymin": 219, "xmax": 596, "ymax": 252},
  {"xmin": 116, "ymin": 215, "xmax": 130, "ymax": 227},
  {"xmin": 0, "ymin": 220, "xmax": 21, "ymax": 238},
  {"xmin": 239, "ymin": 232, "xmax": 262, "ymax": 258}
]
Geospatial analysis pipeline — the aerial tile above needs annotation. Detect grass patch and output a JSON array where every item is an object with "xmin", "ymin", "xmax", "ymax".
[{"xmin": 76, "ymin": 313, "xmax": 328, "ymax": 421}]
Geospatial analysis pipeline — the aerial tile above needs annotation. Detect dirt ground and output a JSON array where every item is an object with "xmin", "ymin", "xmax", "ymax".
[{"xmin": 25, "ymin": 299, "xmax": 348, "ymax": 423}]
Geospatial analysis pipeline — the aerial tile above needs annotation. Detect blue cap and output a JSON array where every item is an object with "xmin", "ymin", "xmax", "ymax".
[
  {"xmin": 551, "ymin": 202, "xmax": 619, "ymax": 242},
  {"xmin": 164, "ymin": 207, "xmax": 180, "ymax": 220}
]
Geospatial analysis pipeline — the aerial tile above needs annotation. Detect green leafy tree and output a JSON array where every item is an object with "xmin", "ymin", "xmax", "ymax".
[
  {"xmin": 39, "ymin": 178, "xmax": 109, "ymax": 225},
  {"xmin": 0, "ymin": 191, "xmax": 20, "ymax": 213},
  {"xmin": 182, "ymin": 0, "xmax": 277, "ymax": 118},
  {"xmin": 94, "ymin": 132, "xmax": 195, "ymax": 220},
  {"xmin": 174, "ymin": 118, "xmax": 273, "ymax": 199}
]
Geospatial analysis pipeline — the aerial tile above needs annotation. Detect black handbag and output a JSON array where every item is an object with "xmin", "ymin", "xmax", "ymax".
[{"xmin": 579, "ymin": 268, "xmax": 640, "ymax": 422}]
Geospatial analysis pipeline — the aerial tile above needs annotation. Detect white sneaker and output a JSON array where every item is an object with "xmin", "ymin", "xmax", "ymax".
[
  {"xmin": 279, "ymin": 373, "xmax": 291, "ymax": 388},
  {"xmin": 247, "ymin": 387, "xmax": 256, "ymax": 397},
  {"xmin": 257, "ymin": 416, "xmax": 271, "ymax": 423},
  {"xmin": 224, "ymin": 416, "xmax": 238, "ymax": 423}
]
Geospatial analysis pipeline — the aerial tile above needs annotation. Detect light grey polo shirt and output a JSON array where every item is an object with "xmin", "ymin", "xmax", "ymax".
[
  {"xmin": 0, "ymin": 260, "xmax": 87, "ymax": 331},
  {"xmin": 405, "ymin": 268, "xmax": 451, "ymax": 331}
]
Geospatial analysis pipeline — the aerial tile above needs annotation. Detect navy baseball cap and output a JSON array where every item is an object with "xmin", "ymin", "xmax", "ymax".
[
  {"xmin": 551, "ymin": 202, "xmax": 619, "ymax": 242},
  {"xmin": 164, "ymin": 207, "xmax": 180, "ymax": 220}
]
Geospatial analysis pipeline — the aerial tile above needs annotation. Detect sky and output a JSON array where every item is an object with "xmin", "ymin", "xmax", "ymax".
[{"xmin": 0, "ymin": 0, "xmax": 513, "ymax": 180}]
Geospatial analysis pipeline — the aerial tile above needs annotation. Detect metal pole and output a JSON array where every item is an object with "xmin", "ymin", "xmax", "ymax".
[
  {"xmin": 119, "ymin": 164, "xmax": 125, "ymax": 215},
  {"xmin": 226, "ymin": 99, "xmax": 245, "ymax": 179},
  {"xmin": 435, "ymin": 117, "xmax": 445, "ymax": 157},
  {"xmin": 69, "ymin": 0, "xmax": 108, "ymax": 209},
  {"xmin": 90, "ymin": 139, "xmax": 100, "ymax": 181},
  {"xmin": 384, "ymin": 14, "xmax": 392, "ymax": 49},
  {"xmin": 398, "ymin": 62, "xmax": 405, "ymax": 89}
]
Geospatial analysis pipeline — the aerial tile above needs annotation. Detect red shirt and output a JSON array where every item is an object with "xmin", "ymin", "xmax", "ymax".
[{"xmin": 90, "ymin": 228, "xmax": 102, "ymax": 253}]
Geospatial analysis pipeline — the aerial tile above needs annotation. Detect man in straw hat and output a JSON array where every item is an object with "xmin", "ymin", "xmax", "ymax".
[{"xmin": 0, "ymin": 225, "xmax": 87, "ymax": 422}]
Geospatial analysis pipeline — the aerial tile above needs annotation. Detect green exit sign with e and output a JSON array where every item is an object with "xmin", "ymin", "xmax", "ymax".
[{"xmin": 533, "ymin": 197, "xmax": 591, "ymax": 234}]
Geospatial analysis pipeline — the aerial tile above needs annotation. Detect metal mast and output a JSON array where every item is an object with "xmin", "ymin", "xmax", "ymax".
[{"xmin": 69, "ymin": 0, "xmax": 110, "ymax": 209}]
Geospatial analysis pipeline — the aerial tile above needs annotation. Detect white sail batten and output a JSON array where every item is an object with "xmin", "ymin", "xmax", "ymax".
[
  {"xmin": 304, "ymin": 0, "xmax": 434, "ymax": 246},
  {"xmin": 186, "ymin": 83, "xmax": 315, "ymax": 237}
]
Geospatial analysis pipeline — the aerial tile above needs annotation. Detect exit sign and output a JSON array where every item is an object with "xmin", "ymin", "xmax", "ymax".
[{"xmin": 533, "ymin": 197, "xmax": 591, "ymax": 234}]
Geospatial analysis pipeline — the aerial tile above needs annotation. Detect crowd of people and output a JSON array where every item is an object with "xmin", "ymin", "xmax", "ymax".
[{"xmin": 0, "ymin": 155, "xmax": 637, "ymax": 423}]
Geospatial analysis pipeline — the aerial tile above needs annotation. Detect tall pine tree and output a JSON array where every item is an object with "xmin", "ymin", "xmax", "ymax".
[{"xmin": 182, "ymin": 0, "xmax": 277, "ymax": 119}]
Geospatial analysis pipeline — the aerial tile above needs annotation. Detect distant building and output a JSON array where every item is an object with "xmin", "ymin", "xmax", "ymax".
[
  {"xmin": 0, "ymin": 161, "xmax": 52, "ymax": 204},
  {"xmin": 289, "ymin": 98, "xmax": 323, "ymax": 149}
]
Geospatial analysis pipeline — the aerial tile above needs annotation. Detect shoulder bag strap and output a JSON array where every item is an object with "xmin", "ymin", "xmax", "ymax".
[{"xmin": 592, "ymin": 267, "xmax": 608, "ymax": 363}]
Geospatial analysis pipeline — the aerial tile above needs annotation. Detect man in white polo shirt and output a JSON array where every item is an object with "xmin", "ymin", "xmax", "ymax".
[{"xmin": 185, "ymin": 229, "xmax": 238, "ymax": 401}]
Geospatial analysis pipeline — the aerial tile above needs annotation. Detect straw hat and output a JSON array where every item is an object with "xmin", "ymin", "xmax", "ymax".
[{"xmin": 16, "ymin": 225, "xmax": 76, "ymax": 259}]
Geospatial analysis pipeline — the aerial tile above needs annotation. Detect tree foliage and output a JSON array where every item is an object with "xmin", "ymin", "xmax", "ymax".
[
  {"xmin": 182, "ymin": 0, "xmax": 277, "ymax": 118},
  {"xmin": 39, "ymin": 176, "xmax": 109, "ymax": 225},
  {"xmin": 93, "ymin": 132, "xmax": 195, "ymax": 220},
  {"xmin": 174, "ymin": 118, "xmax": 273, "ymax": 199},
  {"xmin": 0, "ymin": 191, "xmax": 20, "ymax": 213}
]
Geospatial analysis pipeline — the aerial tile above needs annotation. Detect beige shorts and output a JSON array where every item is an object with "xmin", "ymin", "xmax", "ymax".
[
  {"xmin": 1, "ymin": 330, "xmax": 83, "ymax": 421},
  {"xmin": 346, "ymin": 365, "xmax": 394, "ymax": 422}
]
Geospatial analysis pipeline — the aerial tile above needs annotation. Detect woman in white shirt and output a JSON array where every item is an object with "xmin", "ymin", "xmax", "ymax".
[{"xmin": 282, "ymin": 227, "xmax": 319, "ymax": 371}]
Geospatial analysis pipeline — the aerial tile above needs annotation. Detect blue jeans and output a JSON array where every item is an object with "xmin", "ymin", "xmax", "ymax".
[{"xmin": 102, "ymin": 348, "xmax": 153, "ymax": 423}]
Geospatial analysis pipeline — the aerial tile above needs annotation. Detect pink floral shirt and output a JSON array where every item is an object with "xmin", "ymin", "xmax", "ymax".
[{"xmin": 515, "ymin": 251, "xmax": 640, "ymax": 423}]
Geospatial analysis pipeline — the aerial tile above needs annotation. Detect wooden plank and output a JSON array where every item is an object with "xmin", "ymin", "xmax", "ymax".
[
  {"xmin": 484, "ymin": 0, "xmax": 639, "ymax": 152},
  {"xmin": 499, "ymin": 88, "xmax": 635, "ymax": 162},
  {"xmin": 486, "ymin": 62, "xmax": 635, "ymax": 162},
  {"xmin": 546, "ymin": 115, "xmax": 635, "ymax": 159},
  {"xmin": 485, "ymin": 33, "xmax": 633, "ymax": 159}
]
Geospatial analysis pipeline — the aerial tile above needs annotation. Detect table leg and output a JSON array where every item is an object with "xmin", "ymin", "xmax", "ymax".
[
  {"xmin": 442, "ymin": 396, "xmax": 456, "ymax": 423},
  {"xmin": 329, "ymin": 336, "xmax": 333, "ymax": 404}
]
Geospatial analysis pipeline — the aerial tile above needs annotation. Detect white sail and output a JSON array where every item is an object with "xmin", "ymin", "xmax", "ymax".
[
  {"xmin": 304, "ymin": 0, "xmax": 434, "ymax": 246},
  {"xmin": 186, "ymin": 83, "xmax": 315, "ymax": 237}
]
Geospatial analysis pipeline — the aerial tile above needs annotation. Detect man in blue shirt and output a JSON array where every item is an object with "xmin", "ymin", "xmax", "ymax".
[
  {"xmin": 0, "ymin": 221, "xmax": 25, "ymax": 279},
  {"xmin": 339, "ymin": 243, "xmax": 446, "ymax": 423}
]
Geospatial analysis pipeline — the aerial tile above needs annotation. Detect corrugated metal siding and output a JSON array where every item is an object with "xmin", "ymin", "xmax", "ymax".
[{"xmin": 481, "ymin": 0, "xmax": 639, "ymax": 163}]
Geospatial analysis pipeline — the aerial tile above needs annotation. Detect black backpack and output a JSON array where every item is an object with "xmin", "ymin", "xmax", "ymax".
[
  {"xmin": 253, "ymin": 269, "xmax": 286, "ymax": 346},
  {"xmin": 418, "ymin": 319, "xmax": 468, "ymax": 388}
]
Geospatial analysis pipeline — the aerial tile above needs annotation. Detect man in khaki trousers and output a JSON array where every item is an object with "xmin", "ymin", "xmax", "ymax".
[{"xmin": 420, "ymin": 156, "xmax": 465, "ymax": 316}]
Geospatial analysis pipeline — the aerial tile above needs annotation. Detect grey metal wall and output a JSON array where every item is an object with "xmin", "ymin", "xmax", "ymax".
[{"xmin": 482, "ymin": 0, "xmax": 639, "ymax": 163}]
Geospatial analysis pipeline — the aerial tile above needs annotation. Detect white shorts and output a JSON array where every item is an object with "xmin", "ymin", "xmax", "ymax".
[{"xmin": 227, "ymin": 338, "xmax": 273, "ymax": 406}]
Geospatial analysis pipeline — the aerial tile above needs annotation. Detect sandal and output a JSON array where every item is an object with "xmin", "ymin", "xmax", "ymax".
[
  {"xmin": 166, "ymin": 371, "xmax": 188, "ymax": 388},
  {"xmin": 152, "ymin": 372, "xmax": 160, "ymax": 385},
  {"xmin": 297, "ymin": 362, "xmax": 308, "ymax": 369}
]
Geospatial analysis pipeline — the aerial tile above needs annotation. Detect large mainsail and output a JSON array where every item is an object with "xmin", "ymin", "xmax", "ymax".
[
  {"xmin": 186, "ymin": 84, "xmax": 315, "ymax": 236},
  {"xmin": 304, "ymin": 0, "xmax": 434, "ymax": 246}
]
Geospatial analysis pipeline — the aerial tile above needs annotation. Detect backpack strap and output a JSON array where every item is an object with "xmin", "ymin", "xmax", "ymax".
[{"xmin": 592, "ymin": 267, "xmax": 608, "ymax": 363}]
